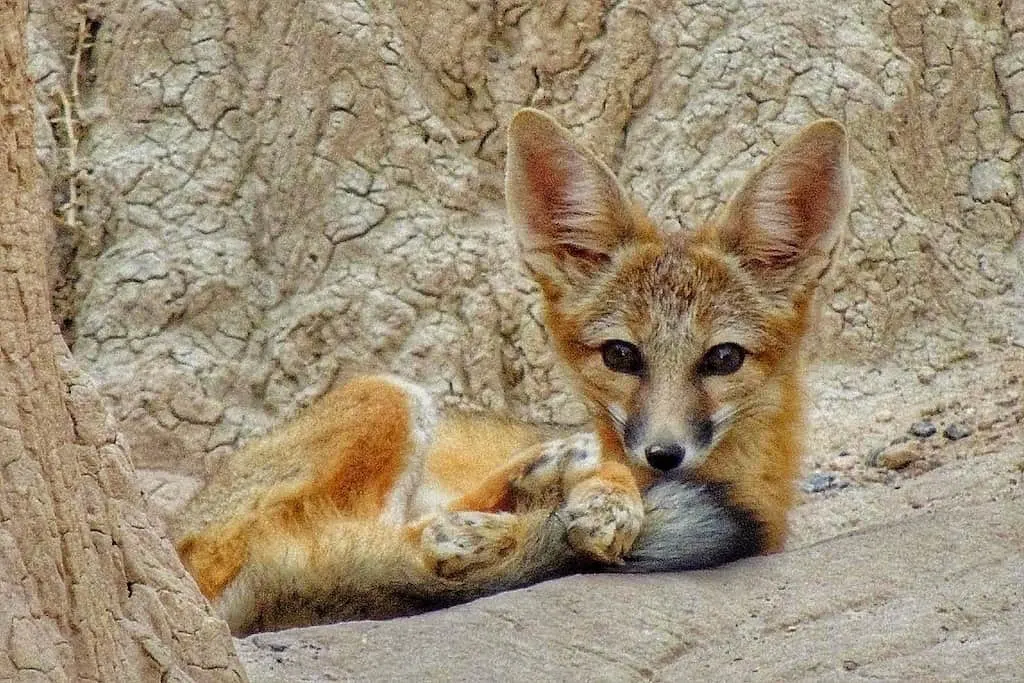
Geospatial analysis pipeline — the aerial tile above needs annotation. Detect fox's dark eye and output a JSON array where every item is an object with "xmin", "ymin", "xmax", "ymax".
[
  {"xmin": 700, "ymin": 343, "xmax": 747, "ymax": 376},
  {"xmin": 601, "ymin": 340, "xmax": 643, "ymax": 376}
]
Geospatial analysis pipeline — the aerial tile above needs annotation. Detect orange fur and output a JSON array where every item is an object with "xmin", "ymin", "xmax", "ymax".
[{"xmin": 177, "ymin": 375, "xmax": 429, "ymax": 599}]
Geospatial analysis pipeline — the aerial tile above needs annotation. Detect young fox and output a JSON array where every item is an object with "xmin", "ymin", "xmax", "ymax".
[{"xmin": 173, "ymin": 109, "xmax": 851, "ymax": 635}]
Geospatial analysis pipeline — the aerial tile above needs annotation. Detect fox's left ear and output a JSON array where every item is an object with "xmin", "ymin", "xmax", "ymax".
[{"xmin": 714, "ymin": 120, "xmax": 851, "ymax": 288}]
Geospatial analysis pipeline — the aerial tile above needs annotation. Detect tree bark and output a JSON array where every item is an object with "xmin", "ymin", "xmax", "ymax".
[{"xmin": 0, "ymin": 2, "xmax": 245, "ymax": 680}]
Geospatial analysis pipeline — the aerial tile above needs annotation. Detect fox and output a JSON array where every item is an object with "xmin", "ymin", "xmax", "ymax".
[{"xmin": 172, "ymin": 108, "xmax": 851, "ymax": 635}]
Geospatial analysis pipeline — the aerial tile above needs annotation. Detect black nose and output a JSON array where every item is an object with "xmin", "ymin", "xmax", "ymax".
[{"xmin": 645, "ymin": 443, "xmax": 685, "ymax": 471}]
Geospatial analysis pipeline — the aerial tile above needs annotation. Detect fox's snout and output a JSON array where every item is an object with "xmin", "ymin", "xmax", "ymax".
[{"xmin": 624, "ymin": 411, "xmax": 718, "ymax": 472}]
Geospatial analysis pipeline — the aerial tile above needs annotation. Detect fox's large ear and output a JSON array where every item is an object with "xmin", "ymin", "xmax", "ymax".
[
  {"xmin": 505, "ymin": 109, "xmax": 655, "ymax": 298},
  {"xmin": 715, "ymin": 119, "xmax": 851, "ymax": 288}
]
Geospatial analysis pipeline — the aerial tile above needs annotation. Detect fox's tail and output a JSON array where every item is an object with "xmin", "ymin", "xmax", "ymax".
[{"xmin": 618, "ymin": 480, "xmax": 764, "ymax": 572}]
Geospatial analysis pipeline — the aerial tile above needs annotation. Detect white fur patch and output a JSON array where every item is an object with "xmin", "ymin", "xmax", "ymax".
[
  {"xmin": 607, "ymin": 403, "xmax": 627, "ymax": 428},
  {"xmin": 708, "ymin": 404, "xmax": 736, "ymax": 449},
  {"xmin": 377, "ymin": 376, "xmax": 439, "ymax": 526},
  {"xmin": 407, "ymin": 476, "xmax": 454, "ymax": 521}
]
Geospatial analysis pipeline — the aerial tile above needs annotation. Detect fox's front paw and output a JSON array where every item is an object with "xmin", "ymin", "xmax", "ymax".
[
  {"xmin": 563, "ymin": 485, "xmax": 643, "ymax": 564},
  {"xmin": 420, "ymin": 511, "xmax": 520, "ymax": 579},
  {"xmin": 512, "ymin": 433, "xmax": 600, "ymax": 509}
]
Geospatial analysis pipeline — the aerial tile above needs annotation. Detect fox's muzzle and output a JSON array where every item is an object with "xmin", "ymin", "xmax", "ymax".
[{"xmin": 623, "ymin": 402, "xmax": 715, "ymax": 472}]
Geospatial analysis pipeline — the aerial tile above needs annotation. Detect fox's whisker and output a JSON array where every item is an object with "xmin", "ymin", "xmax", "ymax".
[{"xmin": 592, "ymin": 397, "xmax": 626, "ymax": 430}]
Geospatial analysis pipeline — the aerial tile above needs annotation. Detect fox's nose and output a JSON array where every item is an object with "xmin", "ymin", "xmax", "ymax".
[{"xmin": 645, "ymin": 443, "xmax": 685, "ymax": 471}]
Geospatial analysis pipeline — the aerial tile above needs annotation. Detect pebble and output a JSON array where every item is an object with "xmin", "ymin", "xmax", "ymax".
[
  {"xmin": 802, "ymin": 472, "xmax": 849, "ymax": 493},
  {"xmin": 909, "ymin": 421, "xmax": 937, "ymax": 438},
  {"xmin": 943, "ymin": 423, "xmax": 972, "ymax": 440},
  {"xmin": 832, "ymin": 458, "xmax": 855, "ymax": 472},
  {"xmin": 877, "ymin": 447, "xmax": 923, "ymax": 470}
]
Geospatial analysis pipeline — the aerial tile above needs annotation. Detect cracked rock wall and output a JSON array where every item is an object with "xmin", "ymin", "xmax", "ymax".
[{"xmin": 31, "ymin": 0, "xmax": 1023, "ymax": 474}]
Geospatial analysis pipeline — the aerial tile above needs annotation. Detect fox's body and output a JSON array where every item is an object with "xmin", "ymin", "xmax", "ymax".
[{"xmin": 174, "ymin": 110, "xmax": 851, "ymax": 635}]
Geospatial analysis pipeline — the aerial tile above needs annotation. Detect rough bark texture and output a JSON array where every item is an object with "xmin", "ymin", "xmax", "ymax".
[{"xmin": 2, "ymin": 3, "xmax": 244, "ymax": 680}]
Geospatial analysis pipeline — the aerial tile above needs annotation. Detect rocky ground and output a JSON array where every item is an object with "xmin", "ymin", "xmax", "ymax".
[
  {"xmin": 231, "ymin": 462, "xmax": 1022, "ymax": 681},
  {"xmin": 235, "ymin": 491, "xmax": 1022, "ymax": 681}
]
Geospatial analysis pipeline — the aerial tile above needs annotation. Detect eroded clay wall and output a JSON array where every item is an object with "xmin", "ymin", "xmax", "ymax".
[{"xmin": 28, "ymin": 0, "xmax": 1023, "ymax": 473}]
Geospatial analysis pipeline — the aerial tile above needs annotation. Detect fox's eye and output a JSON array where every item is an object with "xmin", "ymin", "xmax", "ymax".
[
  {"xmin": 700, "ymin": 343, "xmax": 747, "ymax": 376},
  {"xmin": 601, "ymin": 340, "xmax": 643, "ymax": 376}
]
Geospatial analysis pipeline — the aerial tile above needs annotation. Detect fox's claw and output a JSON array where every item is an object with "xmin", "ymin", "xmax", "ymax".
[
  {"xmin": 420, "ymin": 511, "xmax": 519, "ymax": 579},
  {"xmin": 563, "ymin": 485, "xmax": 643, "ymax": 564}
]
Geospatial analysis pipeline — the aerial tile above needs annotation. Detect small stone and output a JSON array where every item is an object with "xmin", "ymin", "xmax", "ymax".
[
  {"xmin": 865, "ymin": 447, "xmax": 885, "ymax": 467},
  {"xmin": 801, "ymin": 472, "xmax": 849, "ymax": 493},
  {"xmin": 918, "ymin": 367, "xmax": 937, "ymax": 385},
  {"xmin": 877, "ymin": 447, "xmax": 923, "ymax": 470},
  {"xmin": 969, "ymin": 159, "xmax": 1017, "ymax": 204},
  {"xmin": 943, "ymin": 423, "xmax": 972, "ymax": 440},
  {"xmin": 995, "ymin": 391, "xmax": 1019, "ymax": 408},
  {"xmin": 875, "ymin": 409, "xmax": 893, "ymax": 423},
  {"xmin": 802, "ymin": 472, "xmax": 835, "ymax": 493},
  {"xmin": 833, "ymin": 458, "xmax": 855, "ymax": 473},
  {"xmin": 909, "ymin": 421, "xmax": 937, "ymax": 438}
]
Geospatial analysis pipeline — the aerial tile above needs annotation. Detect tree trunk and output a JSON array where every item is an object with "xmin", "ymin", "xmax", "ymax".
[{"xmin": 0, "ymin": 3, "xmax": 245, "ymax": 680}]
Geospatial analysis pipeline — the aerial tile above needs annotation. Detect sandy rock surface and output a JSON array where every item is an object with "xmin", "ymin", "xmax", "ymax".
[{"xmin": 235, "ymin": 465, "xmax": 1022, "ymax": 681}]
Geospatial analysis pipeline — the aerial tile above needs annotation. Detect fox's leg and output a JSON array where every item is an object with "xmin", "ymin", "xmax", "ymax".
[
  {"xmin": 415, "ymin": 510, "xmax": 527, "ymax": 579},
  {"xmin": 303, "ymin": 374, "xmax": 438, "ymax": 524},
  {"xmin": 420, "ymin": 433, "xmax": 644, "ymax": 572},
  {"xmin": 440, "ymin": 440, "xmax": 567, "ymax": 513},
  {"xmin": 444, "ymin": 433, "xmax": 613, "ymax": 513},
  {"xmin": 176, "ymin": 374, "xmax": 438, "ymax": 602},
  {"xmin": 507, "ymin": 433, "xmax": 645, "ymax": 564},
  {"xmin": 404, "ymin": 441, "xmax": 563, "ymax": 580}
]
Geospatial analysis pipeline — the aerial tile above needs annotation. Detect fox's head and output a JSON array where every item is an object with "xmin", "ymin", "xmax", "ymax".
[{"xmin": 505, "ymin": 109, "xmax": 850, "ymax": 477}]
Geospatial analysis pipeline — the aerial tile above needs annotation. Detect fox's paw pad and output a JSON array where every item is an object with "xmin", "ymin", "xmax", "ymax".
[
  {"xmin": 564, "ymin": 488, "xmax": 643, "ymax": 564},
  {"xmin": 421, "ymin": 512, "xmax": 520, "ymax": 579}
]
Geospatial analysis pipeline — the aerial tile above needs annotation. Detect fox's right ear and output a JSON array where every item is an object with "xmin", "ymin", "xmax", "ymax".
[
  {"xmin": 505, "ymin": 109, "xmax": 655, "ymax": 299},
  {"xmin": 715, "ymin": 119, "xmax": 851, "ymax": 290}
]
